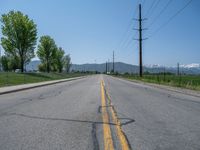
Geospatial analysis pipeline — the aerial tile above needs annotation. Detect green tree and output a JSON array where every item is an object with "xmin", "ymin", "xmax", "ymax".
[
  {"xmin": 64, "ymin": 54, "xmax": 72, "ymax": 73},
  {"xmin": 6, "ymin": 54, "xmax": 20, "ymax": 71},
  {"xmin": 37, "ymin": 36, "xmax": 57, "ymax": 73},
  {"xmin": 55, "ymin": 47, "xmax": 65, "ymax": 73},
  {"xmin": 0, "ymin": 55, "xmax": 20, "ymax": 71},
  {"xmin": 38, "ymin": 63, "xmax": 46, "ymax": 72},
  {"xmin": 0, "ymin": 56, "xmax": 9, "ymax": 71},
  {"xmin": 1, "ymin": 11, "xmax": 37, "ymax": 72}
]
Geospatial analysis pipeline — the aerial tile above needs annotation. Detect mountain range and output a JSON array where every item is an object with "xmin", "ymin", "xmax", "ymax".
[{"xmin": 26, "ymin": 61, "xmax": 200, "ymax": 75}]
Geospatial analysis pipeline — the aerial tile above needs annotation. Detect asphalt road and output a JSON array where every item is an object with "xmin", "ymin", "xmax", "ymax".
[{"xmin": 0, "ymin": 75, "xmax": 200, "ymax": 150}]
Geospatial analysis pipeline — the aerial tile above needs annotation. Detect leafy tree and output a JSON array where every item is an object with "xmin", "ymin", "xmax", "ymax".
[
  {"xmin": 6, "ymin": 54, "xmax": 20, "ymax": 71},
  {"xmin": 0, "ymin": 55, "xmax": 20, "ymax": 71},
  {"xmin": 55, "ymin": 47, "xmax": 65, "ymax": 73},
  {"xmin": 37, "ymin": 36, "xmax": 57, "ymax": 73},
  {"xmin": 0, "ymin": 56, "xmax": 9, "ymax": 71},
  {"xmin": 38, "ymin": 63, "xmax": 46, "ymax": 72},
  {"xmin": 64, "ymin": 54, "xmax": 72, "ymax": 73},
  {"xmin": 1, "ymin": 11, "xmax": 37, "ymax": 72}
]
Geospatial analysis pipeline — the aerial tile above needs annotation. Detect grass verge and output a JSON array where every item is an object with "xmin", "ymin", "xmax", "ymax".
[
  {"xmin": 0, "ymin": 72, "xmax": 86, "ymax": 87},
  {"xmin": 114, "ymin": 74, "xmax": 200, "ymax": 91}
]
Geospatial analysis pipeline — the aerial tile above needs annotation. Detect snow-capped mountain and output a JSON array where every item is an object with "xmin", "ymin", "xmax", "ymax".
[
  {"xmin": 144, "ymin": 63, "xmax": 200, "ymax": 74},
  {"xmin": 144, "ymin": 64, "xmax": 164, "ymax": 68},
  {"xmin": 145, "ymin": 63, "xmax": 200, "ymax": 69},
  {"xmin": 180, "ymin": 63, "xmax": 200, "ymax": 68}
]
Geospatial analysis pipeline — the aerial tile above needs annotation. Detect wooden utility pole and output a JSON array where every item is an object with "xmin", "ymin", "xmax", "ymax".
[
  {"xmin": 106, "ymin": 61, "xmax": 107, "ymax": 73},
  {"xmin": 177, "ymin": 63, "xmax": 180, "ymax": 76},
  {"xmin": 108, "ymin": 59, "xmax": 110, "ymax": 73},
  {"xmin": 139, "ymin": 4, "xmax": 143, "ymax": 77},
  {"xmin": 134, "ymin": 4, "xmax": 147, "ymax": 77},
  {"xmin": 113, "ymin": 51, "xmax": 115, "ymax": 73}
]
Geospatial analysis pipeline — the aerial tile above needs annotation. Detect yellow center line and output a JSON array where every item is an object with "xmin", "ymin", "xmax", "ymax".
[
  {"xmin": 104, "ymin": 80, "xmax": 131, "ymax": 150},
  {"xmin": 101, "ymin": 80, "xmax": 114, "ymax": 150},
  {"xmin": 110, "ymin": 105, "xmax": 130, "ymax": 150}
]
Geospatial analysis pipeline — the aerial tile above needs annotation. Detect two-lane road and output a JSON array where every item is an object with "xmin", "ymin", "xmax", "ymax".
[{"xmin": 0, "ymin": 75, "xmax": 200, "ymax": 150}]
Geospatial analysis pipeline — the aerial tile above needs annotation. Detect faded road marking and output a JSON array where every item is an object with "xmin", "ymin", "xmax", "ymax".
[
  {"xmin": 101, "ymin": 80, "xmax": 114, "ymax": 150},
  {"xmin": 105, "ymin": 80, "xmax": 131, "ymax": 150}
]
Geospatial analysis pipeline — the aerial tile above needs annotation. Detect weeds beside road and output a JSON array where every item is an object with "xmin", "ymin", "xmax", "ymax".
[{"xmin": 114, "ymin": 74, "xmax": 200, "ymax": 91}]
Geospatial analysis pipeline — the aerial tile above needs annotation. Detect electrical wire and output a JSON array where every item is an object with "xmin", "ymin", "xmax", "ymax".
[
  {"xmin": 144, "ymin": 0, "xmax": 158, "ymax": 17},
  {"xmin": 146, "ymin": 0, "xmax": 161, "ymax": 19},
  {"xmin": 117, "ymin": 0, "xmax": 140, "ymax": 51},
  {"xmin": 148, "ymin": 0, "xmax": 173, "ymax": 28},
  {"xmin": 148, "ymin": 0, "xmax": 193, "ymax": 38}
]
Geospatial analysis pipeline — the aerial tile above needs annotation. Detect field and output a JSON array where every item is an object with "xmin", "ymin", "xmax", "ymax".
[
  {"xmin": 0, "ymin": 72, "xmax": 86, "ymax": 87},
  {"xmin": 117, "ymin": 74, "xmax": 200, "ymax": 90}
]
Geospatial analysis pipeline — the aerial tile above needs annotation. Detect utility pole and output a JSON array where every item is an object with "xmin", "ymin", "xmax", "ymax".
[
  {"xmin": 134, "ymin": 4, "xmax": 147, "ymax": 77},
  {"xmin": 108, "ymin": 59, "xmax": 110, "ymax": 73},
  {"xmin": 139, "ymin": 4, "xmax": 143, "ymax": 77},
  {"xmin": 106, "ymin": 61, "xmax": 107, "ymax": 74},
  {"xmin": 113, "ymin": 51, "xmax": 115, "ymax": 73},
  {"xmin": 177, "ymin": 63, "xmax": 180, "ymax": 76},
  {"xmin": 94, "ymin": 59, "xmax": 96, "ymax": 73}
]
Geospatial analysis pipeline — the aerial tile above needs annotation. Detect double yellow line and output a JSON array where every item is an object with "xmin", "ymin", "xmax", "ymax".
[
  {"xmin": 101, "ymin": 80, "xmax": 130, "ymax": 150},
  {"xmin": 101, "ymin": 80, "xmax": 115, "ymax": 150}
]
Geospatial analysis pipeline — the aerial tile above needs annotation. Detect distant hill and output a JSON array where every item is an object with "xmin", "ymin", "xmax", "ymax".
[
  {"xmin": 71, "ymin": 62, "xmax": 139, "ymax": 73},
  {"xmin": 71, "ymin": 62, "xmax": 200, "ymax": 74},
  {"xmin": 26, "ymin": 61, "xmax": 200, "ymax": 75}
]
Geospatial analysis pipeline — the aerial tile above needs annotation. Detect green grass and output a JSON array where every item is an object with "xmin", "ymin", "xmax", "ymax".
[
  {"xmin": 116, "ymin": 74, "xmax": 200, "ymax": 91},
  {"xmin": 0, "ymin": 72, "xmax": 86, "ymax": 87}
]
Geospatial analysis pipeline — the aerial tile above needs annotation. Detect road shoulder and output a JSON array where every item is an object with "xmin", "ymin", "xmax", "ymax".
[
  {"xmin": 112, "ymin": 76, "xmax": 200, "ymax": 98},
  {"xmin": 0, "ymin": 76, "xmax": 86, "ymax": 95}
]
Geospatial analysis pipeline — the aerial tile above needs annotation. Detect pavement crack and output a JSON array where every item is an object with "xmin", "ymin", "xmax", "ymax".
[
  {"xmin": 104, "ymin": 82, "xmax": 133, "ymax": 150},
  {"xmin": 111, "ymin": 105, "xmax": 133, "ymax": 150},
  {"xmin": 92, "ymin": 123, "xmax": 99, "ymax": 150},
  {"xmin": 98, "ymin": 105, "xmax": 113, "ymax": 114},
  {"xmin": 119, "ymin": 118, "xmax": 135, "ymax": 126}
]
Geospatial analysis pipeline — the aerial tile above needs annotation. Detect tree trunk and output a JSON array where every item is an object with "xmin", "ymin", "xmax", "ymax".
[
  {"xmin": 47, "ymin": 63, "xmax": 50, "ymax": 73},
  {"xmin": 21, "ymin": 57, "xmax": 24, "ymax": 73},
  {"xmin": 59, "ymin": 67, "xmax": 62, "ymax": 73}
]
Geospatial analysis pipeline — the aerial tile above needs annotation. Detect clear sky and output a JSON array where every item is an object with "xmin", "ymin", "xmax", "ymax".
[{"xmin": 0, "ymin": 0, "xmax": 199, "ymax": 66}]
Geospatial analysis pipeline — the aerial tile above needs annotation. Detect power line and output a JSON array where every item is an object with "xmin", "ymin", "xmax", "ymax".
[
  {"xmin": 141, "ymin": 0, "xmax": 147, "ymax": 9},
  {"xmin": 120, "ymin": 28, "xmax": 134, "ymax": 49},
  {"xmin": 121, "ymin": 25, "xmax": 139, "ymax": 49},
  {"xmin": 124, "ymin": 37, "xmax": 134, "ymax": 49},
  {"xmin": 144, "ymin": 0, "xmax": 158, "ymax": 17},
  {"xmin": 146, "ymin": 0, "xmax": 161, "ymax": 19},
  {"xmin": 117, "ymin": 0, "xmax": 140, "ymax": 51},
  {"xmin": 149, "ymin": 0, "xmax": 193, "ymax": 38},
  {"xmin": 148, "ymin": 0, "xmax": 173, "ymax": 28},
  {"xmin": 126, "ymin": 39, "xmax": 138, "ymax": 52},
  {"xmin": 118, "ymin": 19, "xmax": 133, "ymax": 49},
  {"xmin": 117, "ymin": 1, "xmax": 139, "ymax": 49}
]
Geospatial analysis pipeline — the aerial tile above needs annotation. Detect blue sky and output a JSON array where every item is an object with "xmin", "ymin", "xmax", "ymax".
[{"xmin": 0, "ymin": 0, "xmax": 199, "ymax": 66}]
